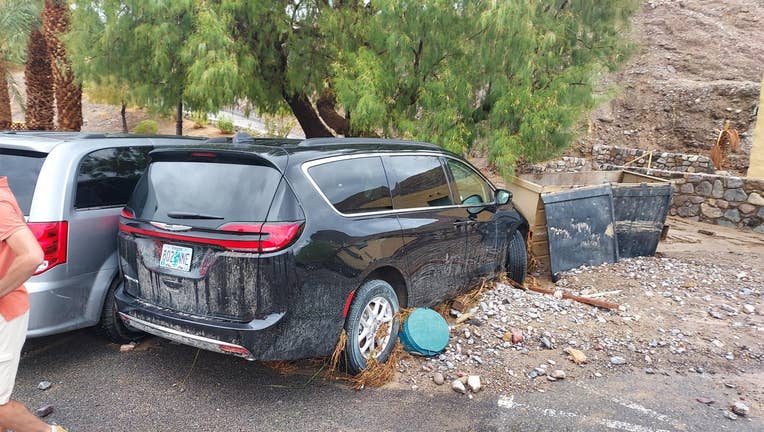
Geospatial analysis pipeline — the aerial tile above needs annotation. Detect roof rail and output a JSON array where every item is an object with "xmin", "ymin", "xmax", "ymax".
[
  {"xmin": 298, "ymin": 137, "xmax": 441, "ymax": 149},
  {"xmin": 80, "ymin": 133, "xmax": 204, "ymax": 139},
  {"xmin": 202, "ymin": 137, "xmax": 232, "ymax": 144},
  {"xmin": 200, "ymin": 132, "xmax": 301, "ymax": 147}
]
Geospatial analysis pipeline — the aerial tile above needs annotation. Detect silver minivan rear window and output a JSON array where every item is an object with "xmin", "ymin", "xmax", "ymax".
[{"xmin": 0, "ymin": 149, "xmax": 46, "ymax": 215}]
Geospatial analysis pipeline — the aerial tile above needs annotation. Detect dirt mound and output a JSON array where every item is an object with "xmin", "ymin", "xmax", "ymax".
[{"xmin": 579, "ymin": 0, "xmax": 764, "ymax": 173}]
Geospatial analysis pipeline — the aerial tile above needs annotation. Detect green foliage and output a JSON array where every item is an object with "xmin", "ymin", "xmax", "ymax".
[
  {"xmin": 262, "ymin": 107, "xmax": 297, "ymax": 138},
  {"xmin": 191, "ymin": 111, "xmax": 208, "ymax": 129},
  {"xmin": 326, "ymin": 1, "xmax": 639, "ymax": 175},
  {"xmin": 132, "ymin": 119, "xmax": 158, "ymax": 134},
  {"xmin": 216, "ymin": 115, "xmax": 234, "ymax": 134},
  {"xmin": 66, "ymin": 0, "xmax": 638, "ymax": 174},
  {"xmin": 0, "ymin": 0, "xmax": 40, "ymax": 65},
  {"xmin": 67, "ymin": 0, "xmax": 195, "ymax": 116}
]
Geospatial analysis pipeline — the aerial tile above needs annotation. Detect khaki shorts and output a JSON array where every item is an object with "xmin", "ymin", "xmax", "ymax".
[{"xmin": 0, "ymin": 311, "xmax": 29, "ymax": 405}]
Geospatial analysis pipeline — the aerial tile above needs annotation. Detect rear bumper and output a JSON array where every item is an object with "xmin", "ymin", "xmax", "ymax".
[
  {"xmin": 114, "ymin": 285, "xmax": 288, "ymax": 360},
  {"xmin": 119, "ymin": 313, "xmax": 256, "ymax": 360},
  {"xmin": 25, "ymin": 269, "xmax": 107, "ymax": 337}
]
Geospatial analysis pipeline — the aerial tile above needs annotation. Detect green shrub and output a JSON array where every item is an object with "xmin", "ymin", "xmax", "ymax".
[
  {"xmin": 191, "ymin": 111, "xmax": 208, "ymax": 129},
  {"xmin": 217, "ymin": 116, "xmax": 234, "ymax": 134},
  {"xmin": 132, "ymin": 119, "xmax": 158, "ymax": 134}
]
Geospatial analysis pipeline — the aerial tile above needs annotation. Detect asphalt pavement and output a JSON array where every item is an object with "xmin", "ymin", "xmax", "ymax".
[{"xmin": 14, "ymin": 330, "xmax": 762, "ymax": 432}]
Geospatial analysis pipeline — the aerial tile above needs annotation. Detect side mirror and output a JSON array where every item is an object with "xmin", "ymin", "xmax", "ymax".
[{"xmin": 495, "ymin": 189, "xmax": 512, "ymax": 205}]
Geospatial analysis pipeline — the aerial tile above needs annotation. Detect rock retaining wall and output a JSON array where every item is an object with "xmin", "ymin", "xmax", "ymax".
[
  {"xmin": 593, "ymin": 145, "xmax": 715, "ymax": 173},
  {"xmin": 601, "ymin": 165, "xmax": 764, "ymax": 233},
  {"xmin": 518, "ymin": 157, "xmax": 590, "ymax": 174}
]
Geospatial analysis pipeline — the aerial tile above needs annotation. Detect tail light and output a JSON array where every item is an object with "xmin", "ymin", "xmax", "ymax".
[
  {"xmin": 219, "ymin": 222, "xmax": 304, "ymax": 252},
  {"xmin": 28, "ymin": 221, "xmax": 68, "ymax": 275},
  {"xmin": 121, "ymin": 207, "xmax": 135, "ymax": 219},
  {"xmin": 120, "ymin": 221, "xmax": 303, "ymax": 253}
]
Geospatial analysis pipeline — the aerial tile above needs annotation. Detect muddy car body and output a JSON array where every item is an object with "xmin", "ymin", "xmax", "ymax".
[{"xmin": 116, "ymin": 137, "xmax": 528, "ymax": 372}]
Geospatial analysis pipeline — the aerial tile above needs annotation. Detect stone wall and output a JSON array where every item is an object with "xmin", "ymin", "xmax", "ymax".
[
  {"xmin": 518, "ymin": 157, "xmax": 590, "ymax": 174},
  {"xmin": 600, "ymin": 165, "xmax": 764, "ymax": 233},
  {"xmin": 593, "ymin": 145, "xmax": 715, "ymax": 173}
]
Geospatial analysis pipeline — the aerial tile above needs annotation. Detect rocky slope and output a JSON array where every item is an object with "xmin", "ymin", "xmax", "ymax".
[{"xmin": 579, "ymin": 0, "xmax": 764, "ymax": 173}]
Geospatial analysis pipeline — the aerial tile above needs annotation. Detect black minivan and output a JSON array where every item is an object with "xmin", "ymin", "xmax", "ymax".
[{"xmin": 116, "ymin": 137, "xmax": 528, "ymax": 372}]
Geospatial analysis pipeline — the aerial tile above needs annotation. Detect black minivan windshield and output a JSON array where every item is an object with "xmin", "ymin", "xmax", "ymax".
[
  {"xmin": 0, "ymin": 149, "xmax": 47, "ymax": 215},
  {"xmin": 129, "ymin": 161, "xmax": 282, "ymax": 229}
]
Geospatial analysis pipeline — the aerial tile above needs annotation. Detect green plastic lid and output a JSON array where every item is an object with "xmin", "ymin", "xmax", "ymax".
[{"xmin": 400, "ymin": 308, "xmax": 450, "ymax": 356}]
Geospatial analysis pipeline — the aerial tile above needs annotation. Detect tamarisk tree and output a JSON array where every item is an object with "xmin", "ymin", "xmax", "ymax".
[{"xmin": 67, "ymin": 0, "xmax": 637, "ymax": 173}]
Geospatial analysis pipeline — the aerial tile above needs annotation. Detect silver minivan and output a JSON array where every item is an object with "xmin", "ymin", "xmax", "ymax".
[{"xmin": 0, "ymin": 131, "xmax": 203, "ymax": 341}]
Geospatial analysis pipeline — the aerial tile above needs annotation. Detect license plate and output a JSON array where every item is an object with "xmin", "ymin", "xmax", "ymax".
[{"xmin": 159, "ymin": 244, "xmax": 193, "ymax": 272}]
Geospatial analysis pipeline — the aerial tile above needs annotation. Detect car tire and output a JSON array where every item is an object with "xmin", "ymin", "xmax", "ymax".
[
  {"xmin": 343, "ymin": 279, "xmax": 400, "ymax": 375},
  {"xmin": 97, "ymin": 278, "xmax": 144, "ymax": 344},
  {"xmin": 507, "ymin": 229, "xmax": 527, "ymax": 284}
]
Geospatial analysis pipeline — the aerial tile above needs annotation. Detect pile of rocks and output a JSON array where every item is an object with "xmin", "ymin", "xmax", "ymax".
[{"xmin": 397, "ymin": 255, "xmax": 762, "ymax": 399}]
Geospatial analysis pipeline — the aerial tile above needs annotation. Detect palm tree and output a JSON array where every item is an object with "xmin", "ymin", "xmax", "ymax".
[
  {"xmin": 43, "ymin": 0, "xmax": 82, "ymax": 131},
  {"xmin": 0, "ymin": 0, "xmax": 39, "ymax": 129},
  {"xmin": 25, "ymin": 27, "xmax": 54, "ymax": 130}
]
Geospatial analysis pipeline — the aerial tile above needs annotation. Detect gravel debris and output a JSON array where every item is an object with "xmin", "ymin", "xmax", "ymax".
[{"xmin": 393, "ymin": 244, "xmax": 763, "ymax": 398}]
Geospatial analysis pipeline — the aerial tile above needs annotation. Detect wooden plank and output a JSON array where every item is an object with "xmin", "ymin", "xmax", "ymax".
[{"xmin": 621, "ymin": 170, "xmax": 671, "ymax": 184}]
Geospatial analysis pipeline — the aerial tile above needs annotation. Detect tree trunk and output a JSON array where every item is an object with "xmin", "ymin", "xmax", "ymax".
[
  {"xmin": 176, "ymin": 100, "xmax": 183, "ymax": 135},
  {"xmin": 316, "ymin": 89, "xmax": 350, "ymax": 136},
  {"xmin": 120, "ymin": 102, "xmax": 127, "ymax": 133},
  {"xmin": 285, "ymin": 92, "xmax": 333, "ymax": 138},
  {"xmin": 0, "ymin": 63, "xmax": 11, "ymax": 129},
  {"xmin": 43, "ymin": 0, "xmax": 83, "ymax": 131},
  {"xmin": 25, "ymin": 28, "xmax": 55, "ymax": 131}
]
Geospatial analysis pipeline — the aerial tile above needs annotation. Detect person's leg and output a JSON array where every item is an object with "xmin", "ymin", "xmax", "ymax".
[
  {"xmin": 0, "ymin": 400, "xmax": 50, "ymax": 432},
  {"xmin": 0, "ymin": 312, "xmax": 52, "ymax": 432}
]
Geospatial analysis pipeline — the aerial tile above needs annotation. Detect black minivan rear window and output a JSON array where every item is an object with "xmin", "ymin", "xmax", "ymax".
[
  {"xmin": 129, "ymin": 161, "xmax": 282, "ymax": 228},
  {"xmin": 0, "ymin": 149, "xmax": 46, "ymax": 215}
]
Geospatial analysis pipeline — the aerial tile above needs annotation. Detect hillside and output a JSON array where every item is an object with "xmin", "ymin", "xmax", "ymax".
[{"xmin": 578, "ymin": 0, "xmax": 764, "ymax": 173}]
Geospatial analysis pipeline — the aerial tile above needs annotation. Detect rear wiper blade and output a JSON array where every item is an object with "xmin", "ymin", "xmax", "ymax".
[{"xmin": 166, "ymin": 212, "xmax": 224, "ymax": 220}]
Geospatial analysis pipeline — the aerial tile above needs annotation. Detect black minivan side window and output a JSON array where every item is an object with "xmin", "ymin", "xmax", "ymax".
[
  {"xmin": 445, "ymin": 159, "xmax": 493, "ymax": 205},
  {"xmin": 385, "ymin": 155, "xmax": 453, "ymax": 209},
  {"xmin": 309, "ymin": 157, "xmax": 393, "ymax": 214},
  {"xmin": 75, "ymin": 146, "xmax": 152, "ymax": 209}
]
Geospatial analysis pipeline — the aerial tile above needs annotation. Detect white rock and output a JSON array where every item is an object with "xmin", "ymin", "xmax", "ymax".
[
  {"xmin": 451, "ymin": 379, "xmax": 466, "ymax": 394},
  {"xmin": 731, "ymin": 401, "xmax": 749, "ymax": 416},
  {"xmin": 742, "ymin": 304, "xmax": 755, "ymax": 314},
  {"xmin": 467, "ymin": 375, "xmax": 482, "ymax": 393},
  {"xmin": 610, "ymin": 356, "xmax": 627, "ymax": 365},
  {"xmin": 550, "ymin": 370, "xmax": 566, "ymax": 379}
]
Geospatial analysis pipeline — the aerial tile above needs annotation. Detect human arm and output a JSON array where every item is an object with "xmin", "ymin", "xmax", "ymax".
[{"xmin": 0, "ymin": 228, "xmax": 43, "ymax": 298}]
